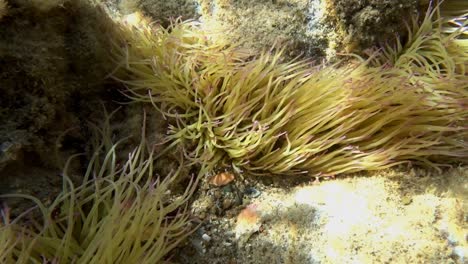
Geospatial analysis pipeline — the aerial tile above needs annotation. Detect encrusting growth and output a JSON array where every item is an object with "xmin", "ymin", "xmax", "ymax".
[{"xmin": 111, "ymin": 4, "xmax": 467, "ymax": 177}]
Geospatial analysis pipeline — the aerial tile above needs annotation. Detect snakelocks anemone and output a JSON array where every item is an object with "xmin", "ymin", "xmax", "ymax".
[
  {"xmin": 111, "ymin": 3, "xmax": 467, "ymax": 177},
  {"xmin": 0, "ymin": 111, "xmax": 198, "ymax": 263}
]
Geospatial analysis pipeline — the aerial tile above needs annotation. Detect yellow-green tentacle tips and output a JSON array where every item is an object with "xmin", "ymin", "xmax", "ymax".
[
  {"xmin": 0, "ymin": 139, "xmax": 198, "ymax": 263},
  {"xmin": 112, "ymin": 5, "xmax": 467, "ymax": 177}
]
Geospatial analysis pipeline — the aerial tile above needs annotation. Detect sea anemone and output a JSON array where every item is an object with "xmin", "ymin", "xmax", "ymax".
[
  {"xmin": 111, "ymin": 4, "xmax": 467, "ymax": 176},
  {"xmin": 0, "ymin": 115, "xmax": 198, "ymax": 263},
  {"xmin": 0, "ymin": 0, "xmax": 8, "ymax": 20}
]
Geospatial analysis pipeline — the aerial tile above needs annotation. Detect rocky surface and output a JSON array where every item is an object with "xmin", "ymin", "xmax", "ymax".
[{"xmin": 175, "ymin": 166, "xmax": 468, "ymax": 263}]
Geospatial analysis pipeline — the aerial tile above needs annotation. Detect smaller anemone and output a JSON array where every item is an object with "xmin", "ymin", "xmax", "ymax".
[
  {"xmin": 0, "ymin": 0, "xmax": 8, "ymax": 20},
  {"xmin": 0, "ymin": 112, "xmax": 198, "ymax": 263}
]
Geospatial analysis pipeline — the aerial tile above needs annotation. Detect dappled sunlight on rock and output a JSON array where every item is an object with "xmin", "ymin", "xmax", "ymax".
[{"xmin": 180, "ymin": 169, "xmax": 467, "ymax": 263}]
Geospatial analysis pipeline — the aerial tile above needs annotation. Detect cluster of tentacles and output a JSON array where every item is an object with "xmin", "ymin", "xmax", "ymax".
[{"xmin": 111, "ymin": 5, "xmax": 467, "ymax": 177}]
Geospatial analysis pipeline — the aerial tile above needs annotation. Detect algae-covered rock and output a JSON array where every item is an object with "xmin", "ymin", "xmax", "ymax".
[
  {"xmin": 117, "ymin": 0, "xmax": 200, "ymax": 26},
  {"xmin": 199, "ymin": 0, "xmax": 327, "ymax": 59},
  {"xmin": 0, "ymin": 0, "xmax": 128, "ymax": 211},
  {"xmin": 0, "ymin": 0, "xmax": 184, "ymax": 211},
  {"xmin": 324, "ymin": 0, "xmax": 420, "ymax": 56},
  {"xmin": 195, "ymin": 0, "xmax": 421, "ymax": 60},
  {"xmin": 0, "ymin": 0, "xmax": 118, "ymax": 171},
  {"xmin": 98, "ymin": 0, "xmax": 423, "ymax": 60}
]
